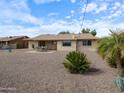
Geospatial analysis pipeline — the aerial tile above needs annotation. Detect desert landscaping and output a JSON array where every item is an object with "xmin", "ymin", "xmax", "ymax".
[
  {"xmin": 1, "ymin": 0, "xmax": 124, "ymax": 92},
  {"xmin": 0, "ymin": 48, "xmax": 120, "ymax": 93}
]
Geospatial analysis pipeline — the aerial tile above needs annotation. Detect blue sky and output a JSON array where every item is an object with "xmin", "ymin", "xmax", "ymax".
[{"xmin": 0, "ymin": 0, "xmax": 124, "ymax": 37}]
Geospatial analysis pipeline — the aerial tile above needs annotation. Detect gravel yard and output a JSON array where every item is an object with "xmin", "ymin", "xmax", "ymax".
[{"xmin": 0, "ymin": 49, "xmax": 120, "ymax": 93}]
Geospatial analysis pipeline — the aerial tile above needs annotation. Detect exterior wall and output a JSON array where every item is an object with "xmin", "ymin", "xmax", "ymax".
[
  {"xmin": 45, "ymin": 41, "xmax": 57, "ymax": 50},
  {"xmin": 28, "ymin": 41, "xmax": 38, "ymax": 49},
  {"xmin": 28, "ymin": 40, "xmax": 97, "ymax": 51},
  {"xmin": 57, "ymin": 40, "xmax": 76, "ymax": 51},
  {"xmin": 91, "ymin": 40, "xmax": 98, "ymax": 48},
  {"xmin": 0, "ymin": 37, "xmax": 29, "ymax": 49},
  {"xmin": 9, "ymin": 44, "xmax": 17, "ymax": 49},
  {"xmin": 10, "ymin": 39, "xmax": 28, "ymax": 49},
  {"xmin": 38, "ymin": 41, "xmax": 57, "ymax": 50},
  {"xmin": 0, "ymin": 42, "xmax": 7, "ymax": 48},
  {"xmin": 0, "ymin": 41, "xmax": 9, "ymax": 49},
  {"xmin": 0, "ymin": 41, "xmax": 17, "ymax": 49},
  {"xmin": 77, "ymin": 40, "xmax": 97, "ymax": 51}
]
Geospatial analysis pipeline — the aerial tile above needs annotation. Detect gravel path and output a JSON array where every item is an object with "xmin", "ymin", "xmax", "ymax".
[{"xmin": 0, "ymin": 49, "xmax": 120, "ymax": 93}]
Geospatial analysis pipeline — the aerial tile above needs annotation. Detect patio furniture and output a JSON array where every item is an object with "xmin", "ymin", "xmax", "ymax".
[{"xmin": 36, "ymin": 46, "xmax": 48, "ymax": 52}]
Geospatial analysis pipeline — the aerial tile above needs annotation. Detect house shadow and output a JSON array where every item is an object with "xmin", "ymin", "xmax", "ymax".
[{"xmin": 83, "ymin": 68, "xmax": 104, "ymax": 76}]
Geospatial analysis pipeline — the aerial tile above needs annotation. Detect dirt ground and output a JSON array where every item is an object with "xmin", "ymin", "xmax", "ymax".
[{"xmin": 0, "ymin": 49, "xmax": 120, "ymax": 93}]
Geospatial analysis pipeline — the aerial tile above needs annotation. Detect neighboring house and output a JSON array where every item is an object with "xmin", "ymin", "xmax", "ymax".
[
  {"xmin": 0, "ymin": 36, "xmax": 29, "ymax": 49},
  {"xmin": 28, "ymin": 33, "xmax": 98, "ymax": 51}
]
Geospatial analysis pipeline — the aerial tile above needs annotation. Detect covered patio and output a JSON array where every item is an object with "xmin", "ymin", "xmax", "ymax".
[{"xmin": 38, "ymin": 40, "xmax": 57, "ymax": 50}]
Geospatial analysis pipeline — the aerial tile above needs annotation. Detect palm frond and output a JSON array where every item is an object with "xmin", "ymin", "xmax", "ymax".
[
  {"xmin": 63, "ymin": 51, "xmax": 90, "ymax": 73},
  {"xmin": 98, "ymin": 29, "xmax": 124, "ymax": 70}
]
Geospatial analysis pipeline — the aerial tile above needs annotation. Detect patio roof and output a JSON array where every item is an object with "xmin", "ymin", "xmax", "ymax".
[{"xmin": 0, "ymin": 36, "xmax": 29, "ymax": 42}]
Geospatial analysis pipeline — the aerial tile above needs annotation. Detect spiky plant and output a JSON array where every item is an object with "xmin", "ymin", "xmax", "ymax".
[{"xmin": 63, "ymin": 51, "xmax": 90, "ymax": 73}]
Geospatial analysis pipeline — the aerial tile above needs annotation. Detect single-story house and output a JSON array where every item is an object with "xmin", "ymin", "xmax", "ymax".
[
  {"xmin": 28, "ymin": 33, "xmax": 98, "ymax": 51},
  {"xmin": 0, "ymin": 36, "xmax": 29, "ymax": 49}
]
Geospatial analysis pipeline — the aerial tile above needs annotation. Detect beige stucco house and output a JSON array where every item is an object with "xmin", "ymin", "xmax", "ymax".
[
  {"xmin": 0, "ymin": 36, "xmax": 29, "ymax": 49},
  {"xmin": 28, "ymin": 33, "xmax": 98, "ymax": 51}
]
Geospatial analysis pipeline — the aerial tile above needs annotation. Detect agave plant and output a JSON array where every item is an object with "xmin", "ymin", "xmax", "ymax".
[{"xmin": 63, "ymin": 51, "xmax": 90, "ymax": 73}]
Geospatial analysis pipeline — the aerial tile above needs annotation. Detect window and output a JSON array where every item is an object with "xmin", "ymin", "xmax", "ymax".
[
  {"xmin": 62, "ymin": 41, "xmax": 71, "ymax": 46},
  {"xmin": 50, "ymin": 41, "xmax": 57, "ymax": 45},
  {"xmin": 82, "ymin": 40, "xmax": 92, "ymax": 46}
]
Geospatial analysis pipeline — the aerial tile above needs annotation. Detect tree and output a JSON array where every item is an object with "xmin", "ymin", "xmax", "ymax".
[
  {"xmin": 81, "ymin": 28, "xmax": 97, "ymax": 36},
  {"xmin": 91, "ymin": 30, "xmax": 97, "ymax": 36},
  {"xmin": 98, "ymin": 30, "xmax": 124, "ymax": 76},
  {"xmin": 86, "ymin": 28, "xmax": 90, "ymax": 33},
  {"xmin": 81, "ymin": 28, "xmax": 90, "ymax": 33},
  {"xmin": 98, "ymin": 29, "xmax": 124, "ymax": 92},
  {"xmin": 58, "ymin": 31, "xmax": 70, "ymax": 34}
]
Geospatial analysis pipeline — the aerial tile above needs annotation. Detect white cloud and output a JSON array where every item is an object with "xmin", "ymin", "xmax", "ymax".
[
  {"xmin": 0, "ymin": 25, "xmax": 41, "ymax": 37},
  {"xmin": 59, "ymin": 20, "xmax": 124, "ymax": 37},
  {"xmin": 107, "ymin": 10, "xmax": 122, "ymax": 19},
  {"xmin": 48, "ymin": 12, "xmax": 59, "ymax": 17},
  {"xmin": 38, "ymin": 20, "xmax": 81, "ymax": 34},
  {"xmin": 0, "ymin": 0, "xmax": 41, "ymax": 25},
  {"xmin": 0, "ymin": 0, "xmax": 124, "ymax": 38},
  {"xmin": 19, "ymin": 14, "xmax": 41, "ymax": 25},
  {"xmin": 65, "ymin": 10, "xmax": 75, "ymax": 19},
  {"xmin": 69, "ymin": 0, "xmax": 76, "ymax": 3},
  {"xmin": 1, "ymin": 18, "xmax": 124, "ymax": 37},
  {"xmin": 71, "ymin": 10, "xmax": 75, "ymax": 14},
  {"xmin": 94, "ymin": 1, "xmax": 124, "ymax": 20},
  {"xmin": 65, "ymin": 16, "xmax": 71, "ymax": 19},
  {"xmin": 111, "ymin": 6, "xmax": 118, "ymax": 10},
  {"xmin": 114, "ymin": 2, "xmax": 121, "ymax": 7},
  {"xmin": 0, "ymin": 20, "xmax": 80, "ymax": 37},
  {"xmin": 82, "ymin": 2, "xmax": 108, "ymax": 14},
  {"xmin": 33, "ymin": 0, "xmax": 61, "ymax": 4},
  {"xmin": 70, "ymin": 10, "xmax": 75, "ymax": 16},
  {"xmin": 95, "ymin": 3, "xmax": 107, "ymax": 14},
  {"xmin": 122, "ymin": 4, "xmax": 124, "ymax": 9},
  {"xmin": 110, "ymin": 2, "xmax": 121, "ymax": 11},
  {"xmin": 82, "ymin": 2, "xmax": 97, "ymax": 13}
]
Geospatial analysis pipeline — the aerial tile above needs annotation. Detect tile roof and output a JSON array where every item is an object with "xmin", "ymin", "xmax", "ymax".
[{"xmin": 31, "ymin": 33, "xmax": 98, "ymax": 41}]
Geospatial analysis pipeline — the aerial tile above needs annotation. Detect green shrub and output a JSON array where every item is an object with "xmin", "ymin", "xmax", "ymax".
[
  {"xmin": 32, "ymin": 44, "xmax": 35, "ymax": 49},
  {"xmin": 106, "ymin": 56, "xmax": 124, "ymax": 68},
  {"xmin": 63, "ymin": 51, "xmax": 90, "ymax": 73}
]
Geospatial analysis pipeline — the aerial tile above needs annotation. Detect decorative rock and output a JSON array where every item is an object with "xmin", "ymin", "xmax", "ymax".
[{"xmin": 114, "ymin": 76, "xmax": 124, "ymax": 92}]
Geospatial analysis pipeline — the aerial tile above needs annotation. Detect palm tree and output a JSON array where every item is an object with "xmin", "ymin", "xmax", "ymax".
[
  {"xmin": 98, "ymin": 30, "xmax": 124, "ymax": 91},
  {"xmin": 98, "ymin": 30, "xmax": 124, "ymax": 77}
]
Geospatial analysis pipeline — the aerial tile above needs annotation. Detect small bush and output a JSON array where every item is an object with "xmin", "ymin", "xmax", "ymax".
[
  {"xmin": 106, "ymin": 56, "xmax": 124, "ymax": 68},
  {"xmin": 63, "ymin": 51, "xmax": 90, "ymax": 73}
]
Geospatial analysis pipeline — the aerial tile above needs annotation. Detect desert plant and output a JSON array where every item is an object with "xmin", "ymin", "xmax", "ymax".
[
  {"xmin": 63, "ymin": 51, "xmax": 90, "ymax": 73},
  {"xmin": 106, "ymin": 56, "xmax": 124, "ymax": 68},
  {"xmin": 97, "ymin": 30, "xmax": 124, "ymax": 91},
  {"xmin": 106, "ymin": 56, "xmax": 117, "ymax": 68},
  {"xmin": 98, "ymin": 30, "xmax": 124, "ymax": 76},
  {"xmin": 32, "ymin": 44, "xmax": 35, "ymax": 49}
]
